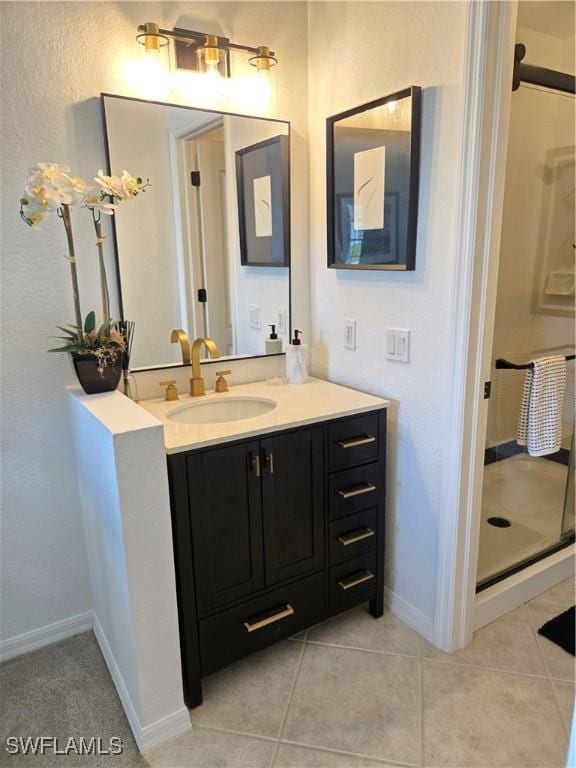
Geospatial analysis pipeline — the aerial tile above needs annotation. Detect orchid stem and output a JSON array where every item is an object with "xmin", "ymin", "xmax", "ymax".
[
  {"xmin": 93, "ymin": 217, "xmax": 110, "ymax": 323},
  {"xmin": 60, "ymin": 204, "xmax": 83, "ymax": 342}
]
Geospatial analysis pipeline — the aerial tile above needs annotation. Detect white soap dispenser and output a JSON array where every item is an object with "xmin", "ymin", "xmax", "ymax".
[
  {"xmin": 265, "ymin": 324, "xmax": 283, "ymax": 354},
  {"xmin": 286, "ymin": 329, "xmax": 308, "ymax": 384}
]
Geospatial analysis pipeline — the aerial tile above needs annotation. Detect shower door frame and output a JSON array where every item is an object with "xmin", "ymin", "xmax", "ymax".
[{"xmin": 434, "ymin": 0, "xmax": 575, "ymax": 654}]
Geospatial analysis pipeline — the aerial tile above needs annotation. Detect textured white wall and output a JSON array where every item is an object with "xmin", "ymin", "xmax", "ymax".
[
  {"xmin": 0, "ymin": 1, "xmax": 308, "ymax": 643},
  {"xmin": 307, "ymin": 1, "xmax": 468, "ymax": 625}
]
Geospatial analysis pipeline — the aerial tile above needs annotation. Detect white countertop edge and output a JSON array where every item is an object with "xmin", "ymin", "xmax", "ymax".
[
  {"xmin": 164, "ymin": 400, "xmax": 389, "ymax": 454},
  {"xmin": 67, "ymin": 386, "xmax": 163, "ymax": 436}
]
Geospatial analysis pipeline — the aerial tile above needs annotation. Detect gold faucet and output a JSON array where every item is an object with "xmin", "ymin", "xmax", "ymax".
[
  {"xmin": 190, "ymin": 337, "xmax": 219, "ymax": 396},
  {"xmin": 171, "ymin": 329, "xmax": 191, "ymax": 365}
]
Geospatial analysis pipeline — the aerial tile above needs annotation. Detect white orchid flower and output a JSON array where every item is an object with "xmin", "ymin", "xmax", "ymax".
[
  {"xmin": 24, "ymin": 163, "xmax": 89, "ymax": 208},
  {"xmin": 94, "ymin": 170, "xmax": 146, "ymax": 202},
  {"xmin": 19, "ymin": 194, "xmax": 49, "ymax": 227},
  {"xmin": 82, "ymin": 190, "xmax": 118, "ymax": 216}
]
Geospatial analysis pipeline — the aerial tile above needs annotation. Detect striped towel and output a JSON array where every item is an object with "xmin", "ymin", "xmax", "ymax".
[{"xmin": 517, "ymin": 356, "xmax": 567, "ymax": 457}]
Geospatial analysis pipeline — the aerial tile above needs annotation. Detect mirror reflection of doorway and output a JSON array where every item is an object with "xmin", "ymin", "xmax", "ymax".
[{"xmin": 180, "ymin": 123, "xmax": 234, "ymax": 357}]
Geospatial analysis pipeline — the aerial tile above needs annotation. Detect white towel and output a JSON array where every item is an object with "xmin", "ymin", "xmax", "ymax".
[{"xmin": 517, "ymin": 356, "xmax": 567, "ymax": 457}]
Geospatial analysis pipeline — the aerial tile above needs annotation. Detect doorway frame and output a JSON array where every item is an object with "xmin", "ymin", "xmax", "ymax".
[
  {"xmin": 434, "ymin": 0, "xmax": 519, "ymax": 652},
  {"xmin": 436, "ymin": 0, "xmax": 576, "ymax": 652}
]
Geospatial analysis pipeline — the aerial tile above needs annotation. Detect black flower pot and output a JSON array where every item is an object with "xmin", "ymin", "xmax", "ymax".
[{"xmin": 71, "ymin": 352, "xmax": 122, "ymax": 395}]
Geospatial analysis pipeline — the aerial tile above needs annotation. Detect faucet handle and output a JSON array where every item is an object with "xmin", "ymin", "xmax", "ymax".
[
  {"xmin": 159, "ymin": 380, "xmax": 179, "ymax": 401},
  {"xmin": 215, "ymin": 370, "xmax": 231, "ymax": 393}
]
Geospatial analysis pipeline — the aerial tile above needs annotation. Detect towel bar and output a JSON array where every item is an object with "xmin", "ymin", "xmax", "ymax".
[{"xmin": 496, "ymin": 355, "xmax": 575, "ymax": 371}]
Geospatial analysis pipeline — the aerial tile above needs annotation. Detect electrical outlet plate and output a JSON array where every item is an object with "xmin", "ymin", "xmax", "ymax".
[
  {"xmin": 344, "ymin": 319, "xmax": 357, "ymax": 350},
  {"xmin": 385, "ymin": 329, "xmax": 410, "ymax": 362},
  {"xmin": 249, "ymin": 305, "xmax": 262, "ymax": 329}
]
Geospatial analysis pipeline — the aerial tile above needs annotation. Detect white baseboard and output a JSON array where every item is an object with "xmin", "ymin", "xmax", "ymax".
[
  {"xmin": 474, "ymin": 545, "xmax": 575, "ymax": 630},
  {"xmin": 92, "ymin": 615, "xmax": 190, "ymax": 753},
  {"xmin": 384, "ymin": 586, "xmax": 435, "ymax": 643},
  {"xmin": 139, "ymin": 708, "xmax": 192, "ymax": 755},
  {"xmin": 0, "ymin": 611, "xmax": 93, "ymax": 662}
]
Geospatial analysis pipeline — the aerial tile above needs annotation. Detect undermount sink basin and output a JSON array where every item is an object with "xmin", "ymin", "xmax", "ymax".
[{"xmin": 167, "ymin": 396, "xmax": 277, "ymax": 425}]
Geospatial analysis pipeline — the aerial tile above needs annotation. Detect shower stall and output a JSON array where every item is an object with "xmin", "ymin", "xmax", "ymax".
[{"xmin": 477, "ymin": 40, "xmax": 575, "ymax": 591}]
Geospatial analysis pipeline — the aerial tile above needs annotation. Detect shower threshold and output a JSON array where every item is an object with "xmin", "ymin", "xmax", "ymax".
[{"xmin": 477, "ymin": 535, "xmax": 575, "ymax": 592}]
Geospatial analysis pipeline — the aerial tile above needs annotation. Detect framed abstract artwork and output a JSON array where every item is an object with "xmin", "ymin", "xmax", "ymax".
[
  {"xmin": 235, "ymin": 134, "xmax": 290, "ymax": 267},
  {"xmin": 327, "ymin": 86, "xmax": 421, "ymax": 270}
]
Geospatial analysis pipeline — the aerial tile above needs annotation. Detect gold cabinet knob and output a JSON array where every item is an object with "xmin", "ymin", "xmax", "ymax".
[
  {"xmin": 215, "ymin": 370, "xmax": 231, "ymax": 393},
  {"xmin": 159, "ymin": 380, "xmax": 179, "ymax": 401}
]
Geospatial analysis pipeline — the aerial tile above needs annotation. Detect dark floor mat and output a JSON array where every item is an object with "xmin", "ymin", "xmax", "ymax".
[{"xmin": 538, "ymin": 605, "xmax": 575, "ymax": 656}]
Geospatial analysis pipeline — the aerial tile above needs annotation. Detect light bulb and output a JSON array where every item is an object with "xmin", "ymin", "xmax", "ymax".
[
  {"xmin": 204, "ymin": 58, "xmax": 220, "ymax": 75},
  {"xmin": 202, "ymin": 35, "xmax": 221, "ymax": 76},
  {"xmin": 124, "ymin": 55, "xmax": 170, "ymax": 100}
]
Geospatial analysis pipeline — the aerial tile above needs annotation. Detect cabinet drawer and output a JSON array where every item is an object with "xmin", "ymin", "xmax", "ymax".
[
  {"xmin": 329, "ymin": 552, "xmax": 377, "ymax": 611},
  {"xmin": 199, "ymin": 573, "xmax": 325, "ymax": 675},
  {"xmin": 329, "ymin": 462, "xmax": 381, "ymax": 520},
  {"xmin": 328, "ymin": 413, "xmax": 380, "ymax": 471},
  {"xmin": 329, "ymin": 507, "xmax": 378, "ymax": 565}
]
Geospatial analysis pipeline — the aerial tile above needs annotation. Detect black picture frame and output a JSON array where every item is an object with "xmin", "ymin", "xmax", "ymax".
[
  {"xmin": 236, "ymin": 134, "xmax": 290, "ymax": 267},
  {"xmin": 327, "ymin": 85, "xmax": 421, "ymax": 271}
]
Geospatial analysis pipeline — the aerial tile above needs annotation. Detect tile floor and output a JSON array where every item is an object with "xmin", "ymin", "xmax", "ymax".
[{"xmin": 1, "ymin": 579, "xmax": 574, "ymax": 768}]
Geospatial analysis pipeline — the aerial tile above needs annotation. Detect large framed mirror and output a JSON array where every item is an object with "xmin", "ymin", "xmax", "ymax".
[{"xmin": 101, "ymin": 93, "xmax": 291, "ymax": 370}]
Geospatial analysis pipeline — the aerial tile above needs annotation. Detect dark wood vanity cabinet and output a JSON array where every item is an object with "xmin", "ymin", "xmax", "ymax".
[{"xmin": 168, "ymin": 409, "xmax": 386, "ymax": 708}]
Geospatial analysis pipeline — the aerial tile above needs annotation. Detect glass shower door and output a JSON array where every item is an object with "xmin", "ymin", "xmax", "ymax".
[
  {"xmin": 476, "ymin": 80, "xmax": 575, "ymax": 589},
  {"xmin": 561, "ymin": 433, "xmax": 575, "ymax": 541}
]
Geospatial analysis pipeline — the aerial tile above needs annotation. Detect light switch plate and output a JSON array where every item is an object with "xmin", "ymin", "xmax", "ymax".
[
  {"xmin": 249, "ymin": 305, "xmax": 262, "ymax": 329},
  {"xmin": 344, "ymin": 319, "xmax": 357, "ymax": 350},
  {"xmin": 277, "ymin": 308, "xmax": 287, "ymax": 335},
  {"xmin": 385, "ymin": 329, "xmax": 410, "ymax": 362}
]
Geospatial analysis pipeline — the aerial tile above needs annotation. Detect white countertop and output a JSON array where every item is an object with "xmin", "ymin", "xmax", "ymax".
[{"xmin": 139, "ymin": 377, "xmax": 389, "ymax": 454}]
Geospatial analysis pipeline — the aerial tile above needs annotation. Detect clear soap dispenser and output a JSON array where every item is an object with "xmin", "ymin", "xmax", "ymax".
[
  {"xmin": 265, "ymin": 324, "xmax": 283, "ymax": 354},
  {"xmin": 286, "ymin": 329, "xmax": 308, "ymax": 384}
]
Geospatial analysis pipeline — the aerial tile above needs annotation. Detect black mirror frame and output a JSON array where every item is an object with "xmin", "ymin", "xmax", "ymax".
[{"xmin": 326, "ymin": 85, "xmax": 421, "ymax": 271}]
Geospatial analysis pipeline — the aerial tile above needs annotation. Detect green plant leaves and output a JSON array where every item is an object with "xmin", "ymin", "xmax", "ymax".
[{"xmin": 84, "ymin": 311, "xmax": 96, "ymax": 333}]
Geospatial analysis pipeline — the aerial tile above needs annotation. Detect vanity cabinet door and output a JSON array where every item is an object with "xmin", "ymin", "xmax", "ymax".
[
  {"xmin": 187, "ymin": 441, "xmax": 265, "ymax": 615},
  {"xmin": 260, "ymin": 427, "xmax": 324, "ymax": 585}
]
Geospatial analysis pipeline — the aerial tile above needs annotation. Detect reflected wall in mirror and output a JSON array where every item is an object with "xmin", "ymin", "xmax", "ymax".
[
  {"xmin": 327, "ymin": 86, "xmax": 421, "ymax": 270},
  {"xmin": 102, "ymin": 94, "xmax": 290, "ymax": 370}
]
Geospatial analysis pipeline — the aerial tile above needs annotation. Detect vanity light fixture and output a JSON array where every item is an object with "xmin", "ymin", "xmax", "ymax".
[
  {"xmin": 135, "ymin": 23, "xmax": 278, "ymax": 78},
  {"xmin": 249, "ymin": 46, "xmax": 278, "ymax": 74},
  {"xmin": 136, "ymin": 22, "xmax": 170, "ymax": 55}
]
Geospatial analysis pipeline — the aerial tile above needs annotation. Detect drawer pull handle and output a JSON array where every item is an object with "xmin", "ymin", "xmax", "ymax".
[
  {"xmin": 250, "ymin": 453, "xmax": 261, "ymax": 477},
  {"xmin": 338, "ymin": 570, "xmax": 375, "ymax": 591},
  {"xmin": 338, "ymin": 483, "xmax": 376, "ymax": 499},
  {"xmin": 263, "ymin": 450, "xmax": 274, "ymax": 475},
  {"xmin": 337, "ymin": 435, "xmax": 376, "ymax": 449},
  {"xmin": 338, "ymin": 527, "xmax": 375, "ymax": 546},
  {"xmin": 243, "ymin": 604, "xmax": 294, "ymax": 633}
]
